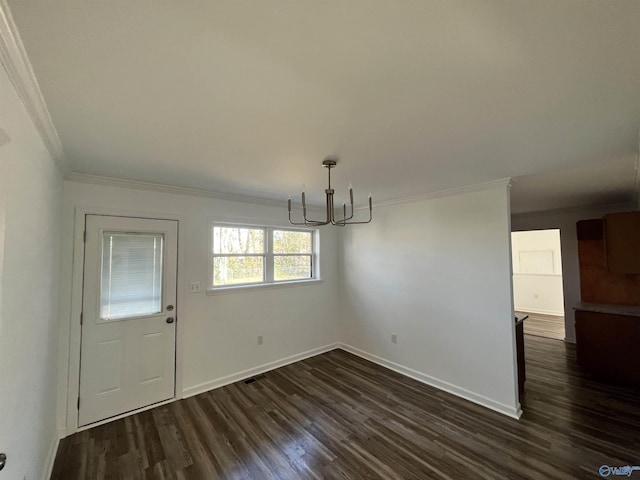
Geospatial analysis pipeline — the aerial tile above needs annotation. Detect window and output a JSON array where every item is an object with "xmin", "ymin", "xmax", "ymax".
[
  {"xmin": 213, "ymin": 226, "xmax": 265, "ymax": 286},
  {"xmin": 211, "ymin": 224, "xmax": 317, "ymax": 289},
  {"xmin": 518, "ymin": 250, "xmax": 555, "ymax": 275},
  {"xmin": 100, "ymin": 232, "xmax": 164, "ymax": 320}
]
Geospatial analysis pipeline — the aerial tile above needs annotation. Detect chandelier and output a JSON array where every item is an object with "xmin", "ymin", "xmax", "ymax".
[{"xmin": 288, "ymin": 157, "xmax": 372, "ymax": 226}]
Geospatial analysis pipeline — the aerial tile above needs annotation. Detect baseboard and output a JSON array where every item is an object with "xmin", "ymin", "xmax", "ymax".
[
  {"xmin": 338, "ymin": 343, "xmax": 522, "ymax": 420},
  {"xmin": 41, "ymin": 431, "xmax": 61, "ymax": 480},
  {"xmin": 515, "ymin": 307, "xmax": 564, "ymax": 316},
  {"xmin": 182, "ymin": 342, "xmax": 340, "ymax": 398}
]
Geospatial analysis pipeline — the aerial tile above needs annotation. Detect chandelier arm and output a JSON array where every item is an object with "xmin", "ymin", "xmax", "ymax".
[
  {"xmin": 300, "ymin": 192, "xmax": 331, "ymax": 226},
  {"xmin": 289, "ymin": 212, "xmax": 322, "ymax": 226},
  {"xmin": 288, "ymin": 200, "xmax": 306, "ymax": 226},
  {"xmin": 337, "ymin": 189, "xmax": 354, "ymax": 223},
  {"xmin": 334, "ymin": 195, "xmax": 355, "ymax": 224},
  {"xmin": 340, "ymin": 196, "xmax": 373, "ymax": 225},
  {"xmin": 302, "ymin": 209, "xmax": 329, "ymax": 226},
  {"xmin": 340, "ymin": 207, "xmax": 373, "ymax": 225},
  {"xmin": 343, "ymin": 201, "xmax": 355, "ymax": 222},
  {"xmin": 329, "ymin": 194, "xmax": 346, "ymax": 226},
  {"xmin": 348, "ymin": 187, "xmax": 355, "ymax": 220},
  {"xmin": 302, "ymin": 214, "xmax": 329, "ymax": 226},
  {"xmin": 303, "ymin": 214, "xmax": 329, "ymax": 226},
  {"xmin": 333, "ymin": 202, "xmax": 349, "ymax": 226},
  {"xmin": 329, "ymin": 192, "xmax": 338, "ymax": 226},
  {"xmin": 328, "ymin": 193, "xmax": 335, "ymax": 225},
  {"xmin": 289, "ymin": 203, "xmax": 328, "ymax": 226},
  {"xmin": 341, "ymin": 219, "xmax": 372, "ymax": 225}
]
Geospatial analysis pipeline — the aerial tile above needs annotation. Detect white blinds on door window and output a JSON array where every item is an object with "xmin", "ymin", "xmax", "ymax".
[{"xmin": 100, "ymin": 233, "xmax": 164, "ymax": 320}]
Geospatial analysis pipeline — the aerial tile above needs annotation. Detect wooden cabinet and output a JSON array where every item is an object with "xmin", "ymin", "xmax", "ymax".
[
  {"xmin": 604, "ymin": 212, "xmax": 640, "ymax": 274},
  {"xmin": 515, "ymin": 321, "xmax": 525, "ymax": 396},
  {"xmin": 577, "ymin": 218, "xmax": 640, "ymax": 305},
  {"xmin": 575, "ymin": 308, "xmax": 640, "ymax": 388}
]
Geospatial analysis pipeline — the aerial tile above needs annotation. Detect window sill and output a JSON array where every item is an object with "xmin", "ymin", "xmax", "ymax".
[{"xmin": 207, "ymin": 278, "xmax": 323, "ymax": 295}]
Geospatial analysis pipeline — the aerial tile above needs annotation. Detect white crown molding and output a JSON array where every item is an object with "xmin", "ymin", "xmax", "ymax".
[
  {"xmin": 67, "ymin": 172, "xmax": 514, "ymax": 211},
  {"xmin": 65, "ymin": 172, "xmax": 292, "ymax": 208},
  {"xmin": 0, "ymin": 0, "xmax": 66, "ymax": 170},
  {"xmin": 367, "ymin": 177, "xmax": 513, "ymax": 209},
  {"xmin": 511, "ymin": 200, "xmax": 636, "ymax": 218}
]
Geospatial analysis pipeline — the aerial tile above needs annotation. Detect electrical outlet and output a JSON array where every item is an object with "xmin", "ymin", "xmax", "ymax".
[
  {"xmin": 257, "ymin": 334, "xmax": 263, "ymax": 345},
  {"xmin": 391, "ymin": 333, "xmax": 398, "ymax": 344},
  {"xmin": 189, "ymin": 282, "xmax": 201, "ymax": 293}
]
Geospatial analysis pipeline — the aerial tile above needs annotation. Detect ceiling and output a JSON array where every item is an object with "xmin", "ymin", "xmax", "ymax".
[{"xmin": 7, "ymin": 0, "xmax": 640, "ymax": 212}]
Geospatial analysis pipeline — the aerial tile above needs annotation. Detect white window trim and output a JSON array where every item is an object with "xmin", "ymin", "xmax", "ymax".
[
  {"xmin": 208, "ymin": 222, "xmax": 320, "ymax": 293},
  {"xmin": 207, "ymin": 278, "xmax": 323, "ymax": 295}
]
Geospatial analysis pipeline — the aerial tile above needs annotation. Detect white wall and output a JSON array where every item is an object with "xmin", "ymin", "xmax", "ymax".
[
  {"xmin": 511, "ymin": 202, "xmax": 637, "ymax": 342},
  {"xmin": 511, "ymin": 229, "xmax": 565, "ymax": 315},
  {"xmin": 0, "ymin": 64, "xmax": 63, "ymax": 479},
  {"xmin": 340, "ymin": 184, "xmax": 520, "ymax": 417},
  {"xmin": 58, "ymin": 181, "xmax": 341, "ymax": 433}
]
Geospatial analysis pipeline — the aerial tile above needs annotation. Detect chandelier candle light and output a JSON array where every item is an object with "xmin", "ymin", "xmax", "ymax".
[{"xmin": 288, "ymin": 157, "xmax": 373, "ymax": 226}]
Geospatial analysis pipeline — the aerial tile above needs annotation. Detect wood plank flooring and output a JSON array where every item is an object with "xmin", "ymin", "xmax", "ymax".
[
  {"xmin": 521, "ymin": 311, "xmax": 565, "ymax": 340},
  {"xmin": 52, "ymin": 336, "xmax": 640, "ymax": 479}
]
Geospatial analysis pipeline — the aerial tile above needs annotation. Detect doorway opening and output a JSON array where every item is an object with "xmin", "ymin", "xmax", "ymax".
[{"xmin": 511, "ymin": 229, "xmax": 565, "ymax": 340}]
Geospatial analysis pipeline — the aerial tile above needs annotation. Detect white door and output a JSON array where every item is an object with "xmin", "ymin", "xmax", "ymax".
[{"xmin": 79, "ymin": 215, "xmax": 178, "ymax": 426}]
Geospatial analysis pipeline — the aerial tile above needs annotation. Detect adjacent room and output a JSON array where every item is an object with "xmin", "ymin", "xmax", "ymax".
[
  {"xmin": 511, "ymin": 229, "xmax": 566, "ymax": 340},
  {"xmin": 1, "ymin": 1, "xmax": 640, "ymax": 479}
]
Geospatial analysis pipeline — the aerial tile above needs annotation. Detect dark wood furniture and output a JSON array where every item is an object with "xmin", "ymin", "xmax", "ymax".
[
  {"xmin": 515, "ymin": 314, "xmax": 528, "ymax": 396},
  {"xmin": 604, "ymin": 211, "xmax": 640, "ymax": 274},
  {"xmin": 577, "ymin": 218, "xmax": 640, "ymax": 305},
  {"xmin": 574, "ymin": 303, "xmax": 640, "ymax": 388}
]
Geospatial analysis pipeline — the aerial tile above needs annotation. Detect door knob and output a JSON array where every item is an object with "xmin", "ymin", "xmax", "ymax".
[
  {"xmin": 166, "ymin": 317, "xmax": 175, "ymax": 324},
  {"xmin": 167, "ymin": 305, "xmax": 174, "ymax": 311},
  {"xmin": 0, "ymin": 453, "xmax": 6, "ymax": 471}
]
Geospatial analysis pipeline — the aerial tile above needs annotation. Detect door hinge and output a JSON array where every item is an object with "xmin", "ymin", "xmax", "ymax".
[
  {"xmin": 80, "ymin": 312, "xmax": 83, "ymax": 325},
  {"xmin": 83, "ymin": 230, "xmax": 86, "ymax": 243},
  {"xmin": 77, "ymin": 397, "xmax": 80, "ymax": 409}
]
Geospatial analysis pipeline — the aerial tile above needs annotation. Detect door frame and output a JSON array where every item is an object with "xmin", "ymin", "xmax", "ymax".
[{"xmin": 64, "ymin": 205, "xmax": 186, "ymax": 435}]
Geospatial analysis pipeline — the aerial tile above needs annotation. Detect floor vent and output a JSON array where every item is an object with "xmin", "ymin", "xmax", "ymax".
[{"xmin": 244, "ymin": 374, "xmax": 266, "ymax": 385}]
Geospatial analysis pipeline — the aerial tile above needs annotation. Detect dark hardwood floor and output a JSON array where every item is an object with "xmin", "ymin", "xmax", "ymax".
[
  {"xmin": 520, "ymin": 311, "xmax": 565, "ymax": 340},
  {"xmin": 52, "ymin": 336, "xmax": 640, "ymax": 479}
]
